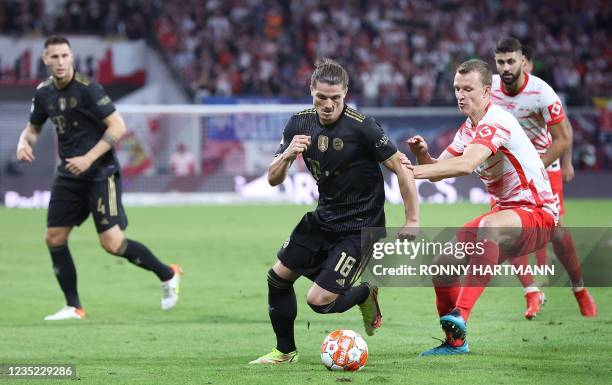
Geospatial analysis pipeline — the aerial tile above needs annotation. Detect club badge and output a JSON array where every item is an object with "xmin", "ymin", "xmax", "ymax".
[{"xmin": 318, "ymin": 135, "xmax": 329, "ymax": 152}]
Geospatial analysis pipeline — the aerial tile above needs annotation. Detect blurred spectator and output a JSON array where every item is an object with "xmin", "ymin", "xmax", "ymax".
[
  {"xmin": 169, "ymin": 142, "xmax": 196, "ymax": 176},
  {"xmin": 146, "ymin": 0, "xmax": 610, "ymax": 106},
  {"xmin": 1, "ymin": 0, "xmax": 609, "ymax": 106}
]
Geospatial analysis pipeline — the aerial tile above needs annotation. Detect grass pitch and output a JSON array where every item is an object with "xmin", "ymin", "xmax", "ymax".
[{"xmin": 0, "ymin": 201, "xmax": 611, "ymax": 384}]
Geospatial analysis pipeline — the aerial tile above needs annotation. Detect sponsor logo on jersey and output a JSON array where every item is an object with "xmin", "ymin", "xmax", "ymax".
[
  {"xmin": 375, "ymin": 135, "xmax": 389, "ymax": 148},
  {"xmin": 476, "ymin": 125, "xmax": 496, "ymax": 140},
  {"xmin": 548, "ymin": 101, "xmax": 563, "ymax": 118}
]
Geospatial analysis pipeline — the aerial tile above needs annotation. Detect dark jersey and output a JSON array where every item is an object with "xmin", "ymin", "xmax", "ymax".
[
  {"xmin": 275, "ymin": 106, "xmax": 397, "ymax": 232},
  {"xmin": 29, "ymin": 72, "xmax": 119, "ymax": 181}
]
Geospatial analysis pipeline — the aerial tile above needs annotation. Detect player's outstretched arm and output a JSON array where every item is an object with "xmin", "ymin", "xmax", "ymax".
[
  {"xmin": 16, "ymin": 123, "xmax": 41, "ymax": 163},
  {"xmin": 409, "ymin": 143, "xmax": 491, "ymax": 180},
  {"xmin": 541, "ymin": 118, "xmax": 571, "ymax": 168},
  {"xmin": 268, "ymin": 134, "xmax": 310, "ymax": 186},
  {"xmin": 384, "ymin": 151, "xmax": 419, "ymax": 239},
  {"xmin": 400, "ymin": 149, "xmax": 456, "ymax": 182},
  {"xmin": 65, "ymin": 111, "xmax": 126, "ymax": 175}
]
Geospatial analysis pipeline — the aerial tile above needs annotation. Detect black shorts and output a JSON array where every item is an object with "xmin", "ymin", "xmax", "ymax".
[
  {"xmin": 47, "ymin": 173, "xmax": 128, "ymax": 233},
  {"xmin": 277, "ymin": 212, "xmax": 371, "ymax": 294}
]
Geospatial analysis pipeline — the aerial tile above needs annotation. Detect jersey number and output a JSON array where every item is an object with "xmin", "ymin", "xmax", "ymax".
[{"xmin": 334, "ymin": 252, "xmax": 356, "ymax": 277}]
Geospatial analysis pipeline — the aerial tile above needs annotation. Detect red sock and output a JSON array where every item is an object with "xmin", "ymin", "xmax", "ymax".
[
  {"xmin": 552, "ymin": 228, "xmax": 583, "ymax": 285},
  {"xmin": 511, "ymin": 254, "xmax": 534, "ymax": 287},
  {"xmin": 434, "ymin": 286, "xmax": 460, "ymax": 316},
  {"xmin": 535, "ymin": 247, "xmax": 548, "ymax": 267},
  {"xmin": 456, "ymin": 239, "xmax": 499, "ymax": 321}
]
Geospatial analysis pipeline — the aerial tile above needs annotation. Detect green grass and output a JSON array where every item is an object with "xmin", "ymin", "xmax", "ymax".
[{"xmin": 0, "ymin": 201, "xmax": 611, "ymax": 384}]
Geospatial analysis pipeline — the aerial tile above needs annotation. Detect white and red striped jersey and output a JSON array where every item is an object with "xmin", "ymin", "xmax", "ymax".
[
  {"xmin": 446, "ymin": 104, "xmax": 558, "ymax": 223},
  {"xmin": 491, "ymin": 73, "xmax": 566, "ymax": 171}
]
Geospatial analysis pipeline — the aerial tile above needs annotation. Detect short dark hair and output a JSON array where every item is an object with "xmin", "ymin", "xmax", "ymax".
[
  {"xmin": 456, "ymin": 59, "xmax": 492, "ymax": 87},
  {"xmin": 522, "ymin": 44, "xmax": 533, "ymax": 62},
  {"xmin": 495, "ymin": 37, "xmax": 522, "ymax": 54},
  {"xmin": 310, "ymin": 58, "xmax": 349, "ymax": 89},
  {"xmin": 44, "ymin": 35, "xmax": 70, "ymax": 49}
]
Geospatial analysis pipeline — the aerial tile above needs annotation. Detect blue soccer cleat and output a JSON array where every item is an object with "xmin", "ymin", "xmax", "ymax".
[
  {"xmin": 420, "ymin": 339, "xmax": 470, "ymax": 356},
  {"xmin": 440, "ymin": 310, "xmax": 467, "ymax": 340}
]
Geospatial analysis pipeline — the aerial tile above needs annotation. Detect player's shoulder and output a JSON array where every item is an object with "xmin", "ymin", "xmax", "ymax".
[
  {"xmin": 35, "ymin": 76, "xmax": 54, "ymax": 92},
  {"xmin": 343, "ymin": 106, "xmax": 367, "ymax": 124},
  {"xmin": 525, "ymin": 73, "xmax": 555, "ymax": 93},
  {"xmin": 482, "ymin": 104, "xmax": 518, "ymax": 126},
  {"xmin": 293, "ymin": 107, "xmax": 317, "ymax": 117},
  {"xmin": 73, "ymin": 72, "xmax": 94, "ymax": 87}
]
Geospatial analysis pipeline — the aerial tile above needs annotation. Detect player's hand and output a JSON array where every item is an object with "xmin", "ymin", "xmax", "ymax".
[
  {"xmin": 406, "ymin": 135, "xmax": 429, "ymax": 157},
  {"xmin": 562, "ymin": 162, "xmax": 575, "ymax": 182},
  {"xmin": 398, "ymin": 152, "xmax": 412, "ymax": 166},
  {"xmin": 284, "ymin": 135, "xmax": 311, "ymax": 161},
  {"xmin": 16, "ymin": 140, "xmax": 35, "ymax": 163},
  {"xmin": 398, "ymin": 219, "xmax": 419, "ymax": 241},
  {"xmin": 399, "ymin": 152, "xmax": 415, "ymax": 171},
  {"xmin": 65, "ymin": 155, "xmax": 94, "ymax": 175}
]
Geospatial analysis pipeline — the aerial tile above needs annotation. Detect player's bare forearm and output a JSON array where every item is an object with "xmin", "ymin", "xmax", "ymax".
[
  {"xmin": 412, "ymin": 160, "xmax": 469, "ymax": 180},
  {"xmin": 562, "ymin": 120, "xmax": 573, "ymax": 165},
  {"xmin": 411, "ymin": 144, "xmax": 491, "ymax": 180},
  {"xmin": 561, "ymin": 119, "xmax": 575, "ymax": 181},
  {"xmin": 542, "ymin": 120, "xmax": 570, "ymax": 167},
  {"xmin": 415, "ymin": 152, "xmax": 436, "ymax": 165},
  {"xmin": 66, "ymin": 112, "xmax": 125, "ymax": 175},
  {"xmin": 16, "ymin": 123, "xmax": 41, "ymax": 162},
  {"xmin": 384, "ymin": 152, "xmax": 419, "ymax": 223},
  {"xmin": 268, "ymin": 134, "xmax": 311, "ymax": 186},
  {"xmin": 86, "ymin": 112, "xmax": 126, "ymax": 162},
  {"xmin": 267, "ymin": 153, "xmax": 293, "ymax": 186}
]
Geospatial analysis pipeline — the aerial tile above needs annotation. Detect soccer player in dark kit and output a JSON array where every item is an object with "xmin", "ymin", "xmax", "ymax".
[
  {"xmin": 15, "ymin": 36, "xmax": 182, "ymax": 320},
  {"xmin": 250, "ymin": 58, "xmax": 420, "ymax": 364}
]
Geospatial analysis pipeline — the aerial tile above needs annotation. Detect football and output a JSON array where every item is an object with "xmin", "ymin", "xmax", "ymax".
[{"xmin": 320, "ymin": 329, "xmax": 368, "ymax": 371}]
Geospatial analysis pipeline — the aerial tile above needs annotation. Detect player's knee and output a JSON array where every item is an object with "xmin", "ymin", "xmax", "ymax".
[
  {"xmin": 308, "ymin": 300, "xmax": 336, "ymax": 314},
  {"xmin": 267, "ymin": 268, "xmax": 294, "ymax": 291},
  {"xmin": 101, "ymin": 237, "xmax": 126, "ymax": 256},
  {"xmin": 44, "ymin": 230, "xmax": 68, "ymax": 248},
  {"xmin": 551, "ymin": 226, "xmax": 567, "ymax": 242},
  {"xmin": 306, "ymin": 289, "xmax": 337, "ymax": 306}
]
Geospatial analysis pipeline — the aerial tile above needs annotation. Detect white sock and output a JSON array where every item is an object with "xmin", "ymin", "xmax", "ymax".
[{"xmin": 523, "ymin": 286, "xmax": 540, "ymax": 294}]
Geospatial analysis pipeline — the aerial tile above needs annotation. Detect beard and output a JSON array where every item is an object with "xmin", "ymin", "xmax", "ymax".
[{"xmin": 501, "ymin": 69, "xmax": 521, "ymax": 85}]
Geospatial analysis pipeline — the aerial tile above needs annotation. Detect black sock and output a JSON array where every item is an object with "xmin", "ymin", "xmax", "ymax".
[
  {"xmin": 119, "ymin": 239, "xmax": 174, "ymax": 281},
  {"xmin": 309, "ymin": 283, "xmax": 370, "ymax": 314},
  {"xmin": 267, "ymin": 269, "xmax": 297, "ymax": 353},
  {"xmin": 49, "ymin": 245, "xmax": 81, "ymax": 308}
]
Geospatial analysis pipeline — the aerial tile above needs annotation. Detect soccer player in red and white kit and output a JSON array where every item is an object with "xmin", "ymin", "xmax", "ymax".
[
  {"xmin": 404, "ymin": 59, "xmax": 558, "ymax": 355},
  {"xmin": 492, "ymin": 37, "xmax": 596, "ymax": 319}
]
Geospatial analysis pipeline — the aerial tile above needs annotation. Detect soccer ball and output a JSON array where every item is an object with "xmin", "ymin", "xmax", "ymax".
[{"xmin": 320, "ymin": 329, "xmax": 368, "ymax": 371}]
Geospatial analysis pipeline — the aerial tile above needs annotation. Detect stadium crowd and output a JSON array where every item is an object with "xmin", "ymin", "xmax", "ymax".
[{"xmin": 1, "ymin": 0, "xmax": 609, "ymax": 106}]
